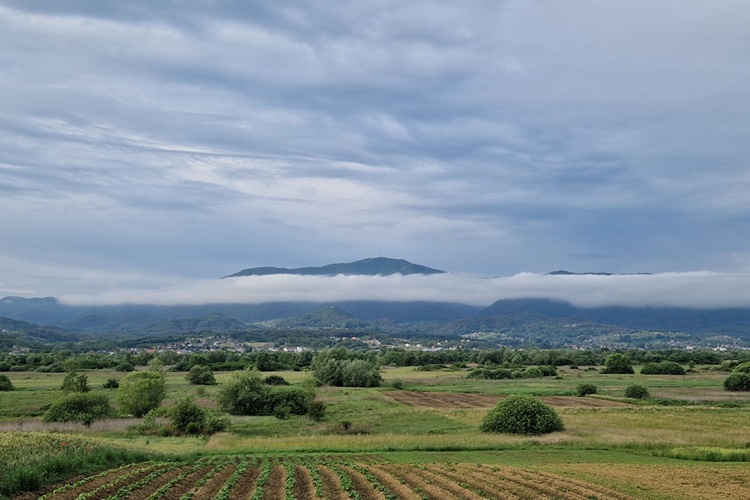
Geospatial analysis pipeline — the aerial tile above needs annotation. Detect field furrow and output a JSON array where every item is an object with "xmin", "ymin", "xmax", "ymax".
[
  {"xmin": 157, "ymin": 465, "xmax": 216, "ymax": 500},
  {"xmin": 525, "ymin": 469, "xmax": 633, "ymax": 500},
  {"xmin": 458, "ymin": 465, "xmax": 585, "ymax": 500},
  {"xmin": 261, "ymin": 464, "xmax": 286, "ymax": 500},
  {"xmin": 425, "ymin": 465, "xmax": 520, "ymax": 499},
  {"xmin": 125, "ymin": 464, "xmax": 192, "ymax": 499},
  {"xmin": 292, "ymin": 465, "xmax": 315, "ymax": 500},
  {"xmin": 373, "ymin": 464, "xmax": 463, "ymax": 500},
  {"xmin": 400, "ymin": 465, "xmax": 487, "ymax": 500},
  {"xmin": 190, "ymin": 463, "xmax": 237, "ymax": 499},
  {"xmin": 335, "ymin": 464, "xmax": 385, "ymax": 500},
  {"xmin": 352, "ymin": 464, "xmax": 421, "ymax": 500},
  {"xmin": 316, "ymin": 465, "xmax": 347, "ymax": 500},
  {"xmin": 228, "ymin": 464, "xmax": 261, "ymax": 500}
]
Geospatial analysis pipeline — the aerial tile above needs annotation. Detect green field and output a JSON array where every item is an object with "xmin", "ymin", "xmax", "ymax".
[{"xmin": 1, "ymin": 364, "xmax": 749, "ymax": 499}]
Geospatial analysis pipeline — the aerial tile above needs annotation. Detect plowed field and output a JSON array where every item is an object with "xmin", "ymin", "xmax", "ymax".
[
  {"xmin": 26, "ymin": 456, "xmax": 636, "ymax": 499},
  {"xmin": 385, "ymin": 391, "xmax": 631, "ymax": 408}
]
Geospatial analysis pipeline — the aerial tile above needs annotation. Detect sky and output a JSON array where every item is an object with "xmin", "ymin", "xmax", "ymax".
[{"xmin": 2, "ymin": 1, "xmax": 750, "ymax": 307}]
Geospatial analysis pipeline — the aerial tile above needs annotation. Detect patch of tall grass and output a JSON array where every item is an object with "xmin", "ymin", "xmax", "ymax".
[{"xmin": 0, "ymin": 432, "xmax": 162, "ymax": 498}]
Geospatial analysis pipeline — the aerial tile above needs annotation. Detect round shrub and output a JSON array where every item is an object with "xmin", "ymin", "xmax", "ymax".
[
  {"xmin": 42, "ymin": 393, "xmax": 114, "ymax": 426},
  {"xmin": 576, "ymin": 383, "xmax": 597, "ymax": 397},
  {"xmin": 724, "ymin": 372, "xmax": 750, "ymax": 391},
  {"xmin": 602, "ymin": 354, "xmax": 634, "ymax": 374},
  {"xmin": 102, "ymin": 378, "xmax": 119, "ymax": 389},
  {"xmin": 624, "ymin": 384, "xmax": 649, "ymax": 399},
  {"xmin": 640, "ymin": 361, "xmax": 686, "ymax": 375},
  {"xmin": 186, "ymin": 365, "xmax": 216, "ymax": 385},
  {"xmin": 170, "ymin": 397, "xmax": 207, "ymax": 434},
  {"xmin": 480, "ymin": 395, "xmax": 564, "ymax": 435},
  {"xmin": 732, "ymin": 361, "xmax": 750, "ymax": 374},
  {"xmin": 0, "ymin": 374, "xmax": 14, "ymax": 391}
]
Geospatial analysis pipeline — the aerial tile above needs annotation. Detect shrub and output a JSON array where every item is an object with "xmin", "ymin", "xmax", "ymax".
[
  {"xmin": 391, "ymin": 378, "xmax": 404, "ymax": 389},
  {"xmin": 602, "ymin": 354, "xmax": 634, "ymax": 374},
  {"xmin": 624, "ymin": 384, "xmax": 649, "ymax": 399},
  {"xmin": 102, "ymin": 378, "xmax": 119, "ymax": 389},
  {"xmin": 480, "ymin": 395, "xmax": 564, "ymax": 435},
  {"xmin": 116, "ymin": 370, "xmax": 166, "ymax": 417},
  {"xmin": 186, "ymin": 365, "xmax": 216, "ymax": 385},
  {"xmin": 268, "ymin": 386, "xmax": 313, "ymax": 416},
  {"xmin": 61, "ymin": 372, "xmax": 89, "ymax": 393},
  {"xmin": 724, "ymin": 372, "xmax": 750, "ymax": 391},
  {"xmin": 641, "ymin": 361, "xmax": 686, "ymax": 375},
  {"xmin": 576, "ymin": 383, "xmax": 598, "ymax": 396},
  {"xmin": 115, "ymin": 363, "xmax": 135, "ymax": 372},
  {"xmin": 217, "ymin": 369, "xmax": 269, "ymax": 415},
  {"xmin": 263, "ymin": 375, "xmax": 290, "ymax": 386},
  {"xmin": 170, "ymin": 397, "xmax": 207, "ymax": 434},
  {"xmin": 0, "ymin": 374, "xmax": 14, "ymax": 391},
  {"xmin": 42, "ymin": 393, "xmax": 114, "ymax": 426},
  {"xmin": 732, "ymin": 361, "xmax": 750, "ymax": 374},
  {"xmin": 307, "ymin": 401, "xmax": 327, "ymax": 421},
  {"xmin": 342, "ymin": 359, "xmax": 382, "ymax": 387}
]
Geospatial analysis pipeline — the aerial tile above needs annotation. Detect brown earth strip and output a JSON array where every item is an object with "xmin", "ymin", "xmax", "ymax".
[
  {"xmin": 425, "ymin": 465, "xmax": 520, "ymax": 500},
  {"xmin": 16, "ymin": 464, "xmax": 149, "ymax": 500},
  {"xmin": 550, "ymin": 463, "xmax": 750, "ymax": 500},
  {"xmin": 228, "ymin": 465, "xmax": 261, "ymax": 500},
  {"xmin": 459, "ymin": 465, "xmax": 593, "ymax": 500},
  {"xmin": 399, "ymin": 465, "xmax": 487, "ymax": 500},
  {"xmin": 127, "ymin": 464, "xmax": 191, "ymax": 499},
  {"xmin": 261, "ymin": 465, "xmax": 286, "ymax": 500},
  {"xmin": 316, "ymin": 465, "xmax": 347, "ymax": 500},
  {"xmin": 159, "ymin": 465, "xmax": 217, "ymax": 500},
  {"xmin": 517, "ymin": 468, "xmax": 633, "ymax": 500},
  {"xmin": 354, "ymin": 464, "xmax": 421, "ymax": 500},
  {"xmin": 373, "ymin": 464, "xmax": 463, "ymax": 500},
  {"xmin": 191, "ymin": 464, "xmax": 237, "ymax": 500},
  {"xmin": 335, "ymin": 465, "xmax": 384, "ymax": 500},
  {"xmin": 292, "ymin": 465, "xmax": 315, "ymax": 500},
  {"xmin": 57, "ymin": 464, "xmax": 168, "ymax": 500}
]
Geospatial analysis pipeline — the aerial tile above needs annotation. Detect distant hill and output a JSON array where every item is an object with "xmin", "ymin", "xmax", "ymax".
[
  {"xmin": 274, "ymin": 306, "xmax": 396, "ymax": 330},
  {"xmin": 135, "ymin": 313, "xmax": 249, "ymax": 335},
  {"xmin": 224, "ymin": 257, "xmax": 445, "ymax": 278},
  {"xmin": 0, "ymin": 316, "xmax": 80, "ymax": 347}
]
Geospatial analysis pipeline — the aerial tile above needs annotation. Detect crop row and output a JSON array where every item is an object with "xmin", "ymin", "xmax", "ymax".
[{"xmin": 31, "ymin": 456, "xmax": 632, "ymax": 499}]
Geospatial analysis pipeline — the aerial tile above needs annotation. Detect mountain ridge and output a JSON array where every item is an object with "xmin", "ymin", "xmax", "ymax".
[{"xmin": 224, "ymin": 257, "xmax": 445, "ymax": 278}]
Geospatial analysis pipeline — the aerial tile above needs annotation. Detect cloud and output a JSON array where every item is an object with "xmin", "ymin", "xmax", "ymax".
[{"xmin": 58, "ymin": 271, "xmax": 750, "ymax": 310}]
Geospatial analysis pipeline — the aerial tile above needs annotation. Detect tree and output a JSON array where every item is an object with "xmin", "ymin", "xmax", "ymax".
[
  {"xmin": 342, "ymin": 359, "xmax": 382, "ymax": 387},
  {"xmin": 724, "ymin": 372, "xmax": 750, "ymax": 391},
  {"xmin": 116, "ymin": 370, "xmax": 166, "ymax": 417},
  {"xmin": 43, "ymin": 393, "xmax": 114, "ymax": 426},
  {"xmin": 186, "ymin": 365, "xmax": 216, "ymax": 385},
  {"xmin": 170, "ymin": 397, "xmax": 207, "ymax": 434},
  {"xmin": 480, "ymin": 395, "xmax": 564, "ymax": 435},
  {"xmin": 602, "ymin": 354, "xmax": 634, "ymax": 374},
  {"xmin": 624, "ymin": 384, "xmax": 649, "ymax": 399},
  {"xmin": 61, "ymin": 371, "xmax": 90, "ymax": 392},
  {"xmin": 0, "ymin": 374, "xmax": 14, "ymax": 391}
]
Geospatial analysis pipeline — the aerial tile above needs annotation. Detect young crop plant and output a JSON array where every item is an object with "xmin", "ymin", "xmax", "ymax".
[
  {"xmin": 349, "ymin": 462, "xmax": 399, "ymax": 500},
  {"xmin": 282, "ymin": 458, "xmax": 297, "ymax": 500},
  {"xmin": 214, "ymin": 458, "xmax": 253, "ymax": 500},
  {"xmin": 300, "ymin": 457, "xmax": 325, "ymax": 497},
  {"xmin": 325, "ymin": 462, "xmax": 361, "ymax": 500},
  {"xmin": 250, "ymin": 458, "xmax": 273, "ymax": 500}
]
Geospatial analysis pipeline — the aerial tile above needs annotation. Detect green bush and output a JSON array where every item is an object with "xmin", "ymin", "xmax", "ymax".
[
  {"xmin": 480, "ymin": 395, "xmax": 564, "ymax": 435},
  {"xmin": 217, "ymin": 369, "xmax": 269, "ymax": 415},
  {"xmin": 641, "ymin": 361, "xmax": 686, "ymax": 375},
  {"xmin": 307, "ymin": 401, "xmax": 327, "ymax": 421},
  {"xmin": 576, "ymin": 383, "xmax": 597, "ymax": 396},
  {"xmin": 602, "ymin": 354, "xmax": 634, "ymax": 374},
  {"xmin": 724, "ymin": 372, "xmax": 750, "ymax": 391},
  {"xmin": 624, "ymin": 384, "xmax": 649, "ymax": 399},
  {"xmin": 61, "ymin": 372, "xmax": 90, "ymax": 393},
  {"xmin": 42, "ymin": 393, "xmax": 114, "ymax": 426},
  {"xmin": 268, "ymin": 386, "xmax": 312, "ymax": 416},
  {"xmin": 116, "ymin": 370, "xmax": 166, "ymax": 417},
  {"xmin": 0, "ymin": 374, "xmax": 14, "ymax": 391},
  {"xmin": 732, "ymin": 361, "xmax": 750, "ymax": 374},
  {"xmin": 263, "ymin": 375, "xmax": 290, "ymax": 386},
  {"xmin": 186, "ymin": 365, "xmax": 216, "ymax": 385},
  {"xmin": 170, "ymin": 397, "xmax": 207, "ymax": 434},
  {"xmin": 102, "ymin": 378, "xmax": 119, "ymax": 389}
]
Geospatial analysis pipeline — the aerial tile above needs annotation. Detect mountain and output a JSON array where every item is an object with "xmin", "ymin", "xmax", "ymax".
[
  {"xmin": 134, "ymin": 313, "xmax": 248, "ymax": 335},
  {"xmin": 0, "ymin": 316, "xmax": 80, "ymax": 347},
  {"xmin": 224, "ymin": 257, "xmax": 445, "ymax": 278}
]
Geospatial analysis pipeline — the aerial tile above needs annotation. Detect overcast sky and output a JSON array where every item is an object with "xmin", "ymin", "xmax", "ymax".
[{"xmin": 2, "ymin": 1, "xmax": 750, "ymax": 306}]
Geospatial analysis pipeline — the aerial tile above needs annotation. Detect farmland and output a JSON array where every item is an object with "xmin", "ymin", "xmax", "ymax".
[{"xmin": 1, "ymin": 362, "xmax": 750, "ymax": 499}]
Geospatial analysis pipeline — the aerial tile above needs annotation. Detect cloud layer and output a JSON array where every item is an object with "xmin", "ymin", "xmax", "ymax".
[
  {"xmin": 1, "ymin": 1, "xmax": 750, "ymax": 300},
  {"xmin": 59, "ymin": 272, "xmax": 750, "ymax": 310}
]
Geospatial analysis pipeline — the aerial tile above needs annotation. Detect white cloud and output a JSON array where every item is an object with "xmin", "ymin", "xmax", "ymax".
[{"xmin": 58, "ymin": 272, "xmax": 750, "ymax": 310}]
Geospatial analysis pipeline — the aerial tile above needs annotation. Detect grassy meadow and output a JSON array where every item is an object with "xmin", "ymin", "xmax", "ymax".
[{"xmin": 1, "ymin": 363, "xmax": 749, "ymax": 498}]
